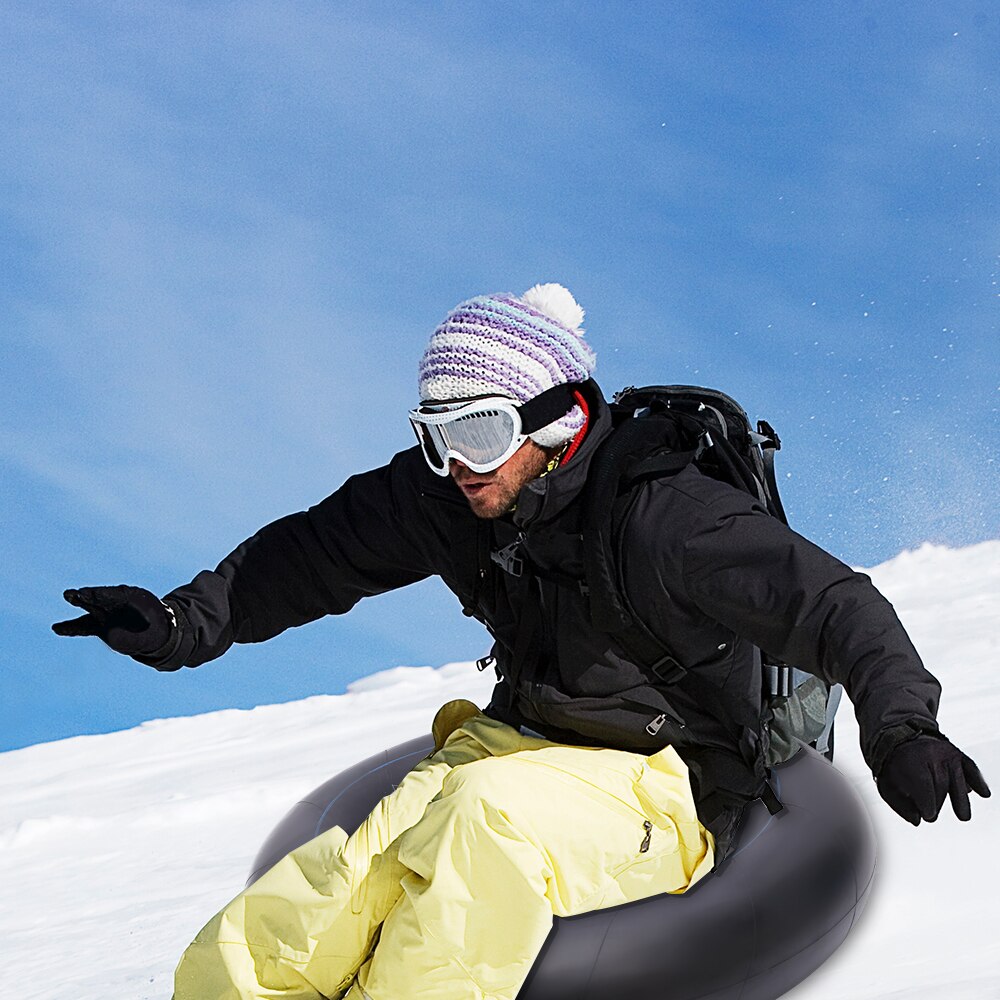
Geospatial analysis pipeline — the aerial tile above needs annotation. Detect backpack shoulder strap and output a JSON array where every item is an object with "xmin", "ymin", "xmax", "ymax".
[
  {"xmin": 581, "ymin": 396, "xmax": 778, "ymax": 811},
  {"xmin": 583, "ymin": 411, "xmax": 697, "ymax": 633}
]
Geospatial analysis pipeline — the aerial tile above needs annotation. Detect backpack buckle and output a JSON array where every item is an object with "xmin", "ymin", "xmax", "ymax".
[
  {"xmin": 650, "ymin": 654, "xmax": 687, "ymax": 685},
  {"xmin": 767, "ymin": 662, "xmax": 793, "ymax": 698},
  {"xmin": 490, "ymin": 542, "xmax": 524, "ymax": 577},
  {"xmin": 756, "ymin": 419, "xmax": 781, "ymax": 451}
]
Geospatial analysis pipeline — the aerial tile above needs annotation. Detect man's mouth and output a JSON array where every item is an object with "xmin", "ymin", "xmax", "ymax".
[
  {"xmin": 453, "ymin": 473, "xmax": 494, "ymax": 497},
  {"xmin": 458, "ymin": 480, "xmax": 490, "ymax": 495}
]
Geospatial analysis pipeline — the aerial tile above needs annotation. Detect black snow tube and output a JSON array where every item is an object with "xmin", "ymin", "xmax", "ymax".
[{"xmin": 249, "ymin": 741, "xmax": 876, "ymax": 1000}]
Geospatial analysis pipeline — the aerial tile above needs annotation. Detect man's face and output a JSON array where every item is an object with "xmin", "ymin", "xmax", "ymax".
[{"xmin": 450, "ymin": 440, "xmax": 553, "ymax": 519}]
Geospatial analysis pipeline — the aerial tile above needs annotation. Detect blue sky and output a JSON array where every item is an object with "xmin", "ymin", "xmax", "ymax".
[{"xmin": 2, "ymin": 2, "xmax": 997, "ymax": 751}]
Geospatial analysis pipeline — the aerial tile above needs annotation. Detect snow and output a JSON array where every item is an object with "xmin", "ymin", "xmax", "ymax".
[{"xmin": 1, "ymin": 542, "xmax": 998, "ymax": 999}]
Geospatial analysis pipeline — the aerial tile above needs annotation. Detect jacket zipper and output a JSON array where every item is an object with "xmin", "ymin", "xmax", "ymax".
[
  {"xmin": 646, "ymin": 713, "xmax": 667, "ymax": 736},
  {"xmin": 640, "ymin": 820, "xmax": 653, "ymax": 853}
]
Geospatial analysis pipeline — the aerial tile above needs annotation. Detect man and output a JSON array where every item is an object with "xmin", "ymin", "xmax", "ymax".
[{"xmin": 55, "ymin": 283, "xmax": 989, "ymax": 1000}]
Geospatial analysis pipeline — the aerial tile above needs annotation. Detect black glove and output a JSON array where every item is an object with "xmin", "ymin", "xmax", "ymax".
[
  {"xmin": 877, "ymin": 734, "xmax": 991, "ymax": 825},
  {"xmin": 53, "ymin": 585, "xmax": 175, "ymax": 658}
]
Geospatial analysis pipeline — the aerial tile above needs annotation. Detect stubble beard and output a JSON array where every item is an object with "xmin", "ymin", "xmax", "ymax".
[{"xmin": 452, "ymin": 444, "xmax": 553, "ymax": 519}]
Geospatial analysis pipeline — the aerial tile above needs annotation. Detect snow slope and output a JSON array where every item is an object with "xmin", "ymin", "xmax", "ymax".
[{"xmin": 1, "ymin": 542, "xmax": 997, "ymax": 999}]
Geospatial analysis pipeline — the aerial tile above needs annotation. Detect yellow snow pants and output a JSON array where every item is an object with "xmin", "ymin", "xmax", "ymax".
[{"xmin": 174, "ymin": 701, "xmax": 715, "ymax": 1000}]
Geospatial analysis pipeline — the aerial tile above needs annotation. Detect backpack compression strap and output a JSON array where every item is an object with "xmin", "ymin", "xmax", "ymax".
[{"xmin": 753, "ymin": 420, "xmax": 789, "ymax": 525}]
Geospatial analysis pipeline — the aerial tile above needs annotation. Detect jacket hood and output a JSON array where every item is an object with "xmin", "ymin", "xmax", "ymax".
[{"xmin": 512, "ymin": 379, "xmax": 613, "ymax": 528}]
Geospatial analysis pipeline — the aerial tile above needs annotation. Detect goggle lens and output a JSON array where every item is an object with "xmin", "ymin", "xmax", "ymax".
[{"xmin": 436, "ymin": 409, "xmax": 517, "ymax": 467}]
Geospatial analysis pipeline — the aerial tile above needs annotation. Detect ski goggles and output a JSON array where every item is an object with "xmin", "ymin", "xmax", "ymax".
[{"xmin": 408, "ymin": 382, "xmax": 583, "ymax": 476}]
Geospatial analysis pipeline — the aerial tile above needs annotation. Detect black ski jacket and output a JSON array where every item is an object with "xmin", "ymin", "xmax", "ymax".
[{"xmin": 150, "ymin": 382, "xmax": 942, "ymax": 837}]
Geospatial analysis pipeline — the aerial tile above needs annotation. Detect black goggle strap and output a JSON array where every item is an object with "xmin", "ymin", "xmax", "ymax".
[{"xmin": 516, "ymin": 382, "xmax": 584, "ymax": 434}]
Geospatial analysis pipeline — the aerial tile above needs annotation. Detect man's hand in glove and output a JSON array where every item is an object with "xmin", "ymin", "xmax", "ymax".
[
  {"xmin": 877, "ymin": 734, "xmax": 991, "ymax": 825},
  {"xmin": 52, "ymin": 585, "xmax": 175, "ymax": 658}
]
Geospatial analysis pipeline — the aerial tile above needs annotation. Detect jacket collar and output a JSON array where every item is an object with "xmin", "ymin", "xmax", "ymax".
[{"xmin": 511, "ymin": 379, "xmax": 612, "ymax": 529}]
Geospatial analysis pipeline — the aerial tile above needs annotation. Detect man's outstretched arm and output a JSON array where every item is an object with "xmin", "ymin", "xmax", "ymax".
[
  {"xmin": 53, "ymin": 448, "xmax": 438, "ymax": 670},
  {"xmin": 677, "ymin": 489, "xmax": 990, "ymax": 824}
]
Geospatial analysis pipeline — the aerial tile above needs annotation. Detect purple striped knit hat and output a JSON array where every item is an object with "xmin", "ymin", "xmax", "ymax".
[{"xmin": 418, "ymin": 283, "xmax": 597, "ymax": 448}]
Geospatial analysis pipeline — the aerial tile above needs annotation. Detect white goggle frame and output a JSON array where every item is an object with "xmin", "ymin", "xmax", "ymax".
[{"xmin": 408, "ymin": 395, "xmax": 526, "ymax": 476}]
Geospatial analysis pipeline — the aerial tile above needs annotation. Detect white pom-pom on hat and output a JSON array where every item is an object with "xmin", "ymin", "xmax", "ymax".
[{"xmin": 522, "ymin": 283, "xmax": 585, "ymax": 334}]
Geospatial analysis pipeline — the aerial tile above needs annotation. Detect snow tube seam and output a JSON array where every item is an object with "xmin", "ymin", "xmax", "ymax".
[{"xmin": 313, "ymin": 746, "xmax": 430, "ymax": 833}]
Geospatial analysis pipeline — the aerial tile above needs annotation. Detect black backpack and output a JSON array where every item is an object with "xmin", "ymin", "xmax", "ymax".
[{"xmin": 581, "ymin": 385, "xmax": 840, "ymax": 772}]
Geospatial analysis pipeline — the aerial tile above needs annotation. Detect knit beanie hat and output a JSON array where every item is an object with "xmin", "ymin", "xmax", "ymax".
[{"xmin": 418, "ymin": 283, "xmax": 597, "ymax": 448}]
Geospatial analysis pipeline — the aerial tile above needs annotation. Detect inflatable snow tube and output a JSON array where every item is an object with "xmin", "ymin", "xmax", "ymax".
[{"xmin": 249, "ymin": 741, "xmax": 876, "ymax": 1000}]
